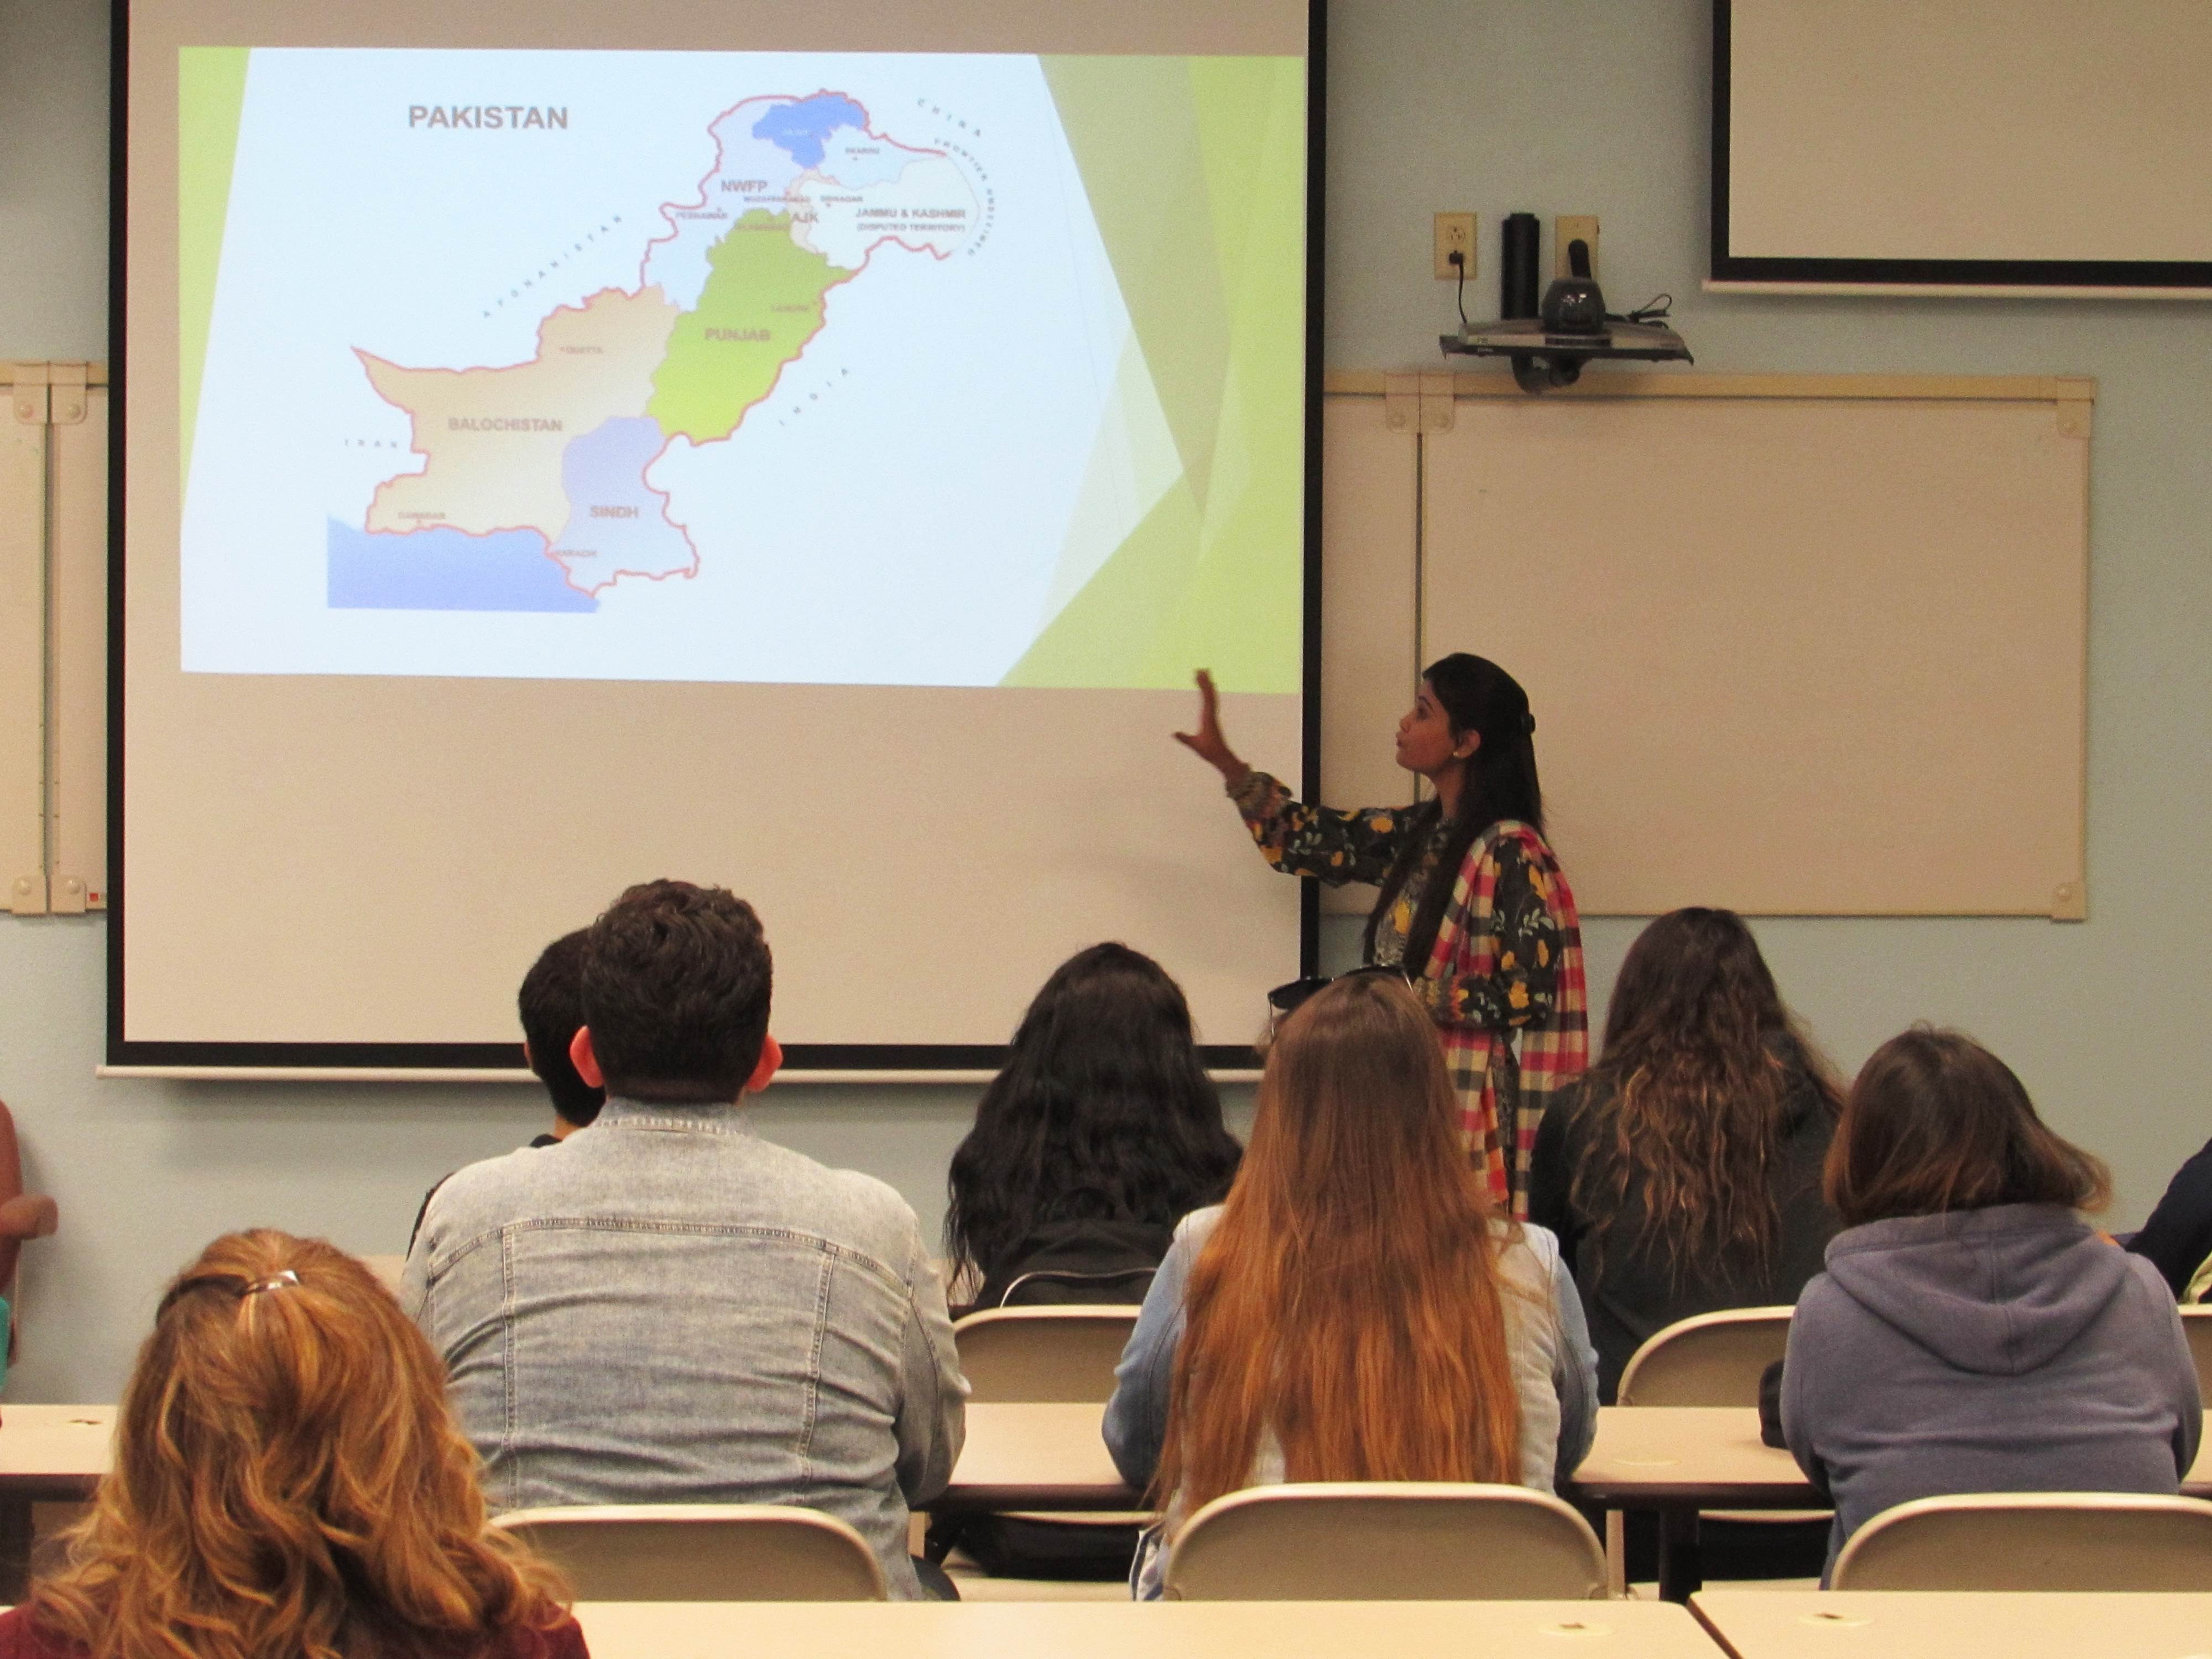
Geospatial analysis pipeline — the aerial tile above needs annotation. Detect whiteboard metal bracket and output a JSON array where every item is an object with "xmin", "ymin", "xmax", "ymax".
[
  {"xmin": 43, "ymin": 363, "xmax": 87, "ymax": 426},
  {"xmin": 9, "ymin": 381, "xmax": 45, "ymax": 425},
  {"xmin": 2053, "ymin": 379, "xmax": 2093, "ymax": 438},
  {"xmin": 2050, "ymin": 880, "xmax": 2086, "ymax": 921},
  {"xmin": 9, "ymin": 872, "xmax": 46, "ymax": 915},
  {"xmin": 1384, "ymin": 372, "xmax": 1455, "ymax": 434}
]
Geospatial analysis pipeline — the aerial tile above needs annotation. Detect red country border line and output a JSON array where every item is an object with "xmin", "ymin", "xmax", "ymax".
[
  {"xmin": 356, "ymin": 90, "xmax": 972, "ymax": 599},
  {"xmin": 630, "ymin": 87, "xmax": 956, "ymax": 290},
  {"xmin": 351, "ymin": 326, "xmax": 703, "ymax": 598}
]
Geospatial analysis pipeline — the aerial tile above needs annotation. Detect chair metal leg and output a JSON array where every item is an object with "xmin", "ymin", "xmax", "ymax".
[{"xmin": 1605, "ymin": 1509, "xmax": 1625, "ymax": 1598}]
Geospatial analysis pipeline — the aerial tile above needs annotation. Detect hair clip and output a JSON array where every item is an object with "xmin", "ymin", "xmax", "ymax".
[{"xmin": 241, "ymin": 1270, "xmax": 300, "ymax": 1297}]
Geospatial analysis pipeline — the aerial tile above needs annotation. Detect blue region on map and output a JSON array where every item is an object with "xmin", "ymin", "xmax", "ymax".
[
  {"xmin": 752, "ymin": 94, "xmax": 867, "ymax": 167},
  {"xmin": 550, "ymin": 418, "xmax": 696, "ymax": 585},
  {"xmin": 326, "ymin": 520, "xmax": 596, "ymax": 612}
]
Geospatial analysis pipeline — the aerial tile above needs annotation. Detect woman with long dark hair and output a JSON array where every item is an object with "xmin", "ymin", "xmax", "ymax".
[
  {"xmin": 1784, "ymin": 1029, "xmax": 2199, "ymax": 1579},
  {"xmin": 1178, "ymin": 655, "xmax": 1585, "ymax": 1214},
  {"xmin": 946, "ymin": 943, "xmax": 1243, "ymax": 1309},
  {"xmin": 2, "ymin": 1230, "xmax": 581, "ymax": 1659},
  {"xmin": 1527, "ymin": 907, "xmax": 1844, "ymax": 1400},
  {"xmin": 1102, "ymin": 973, "xmax": 1597, "ymax": 1598}
]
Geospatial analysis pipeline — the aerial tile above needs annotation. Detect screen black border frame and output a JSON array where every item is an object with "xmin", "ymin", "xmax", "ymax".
[
  {"xmin": 1710, "ymin": 0, "xmax": 2212, "ymax": 291},
  {"xmin": 105, "ymin": 1, "xmax": 1328, "ymax": 1074}
]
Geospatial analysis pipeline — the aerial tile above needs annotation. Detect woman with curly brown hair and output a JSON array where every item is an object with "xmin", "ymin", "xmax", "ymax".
[
  {"xmin": 1527, "ymin": 907, "xmax": 1844, "ymax": 1402},
  {"xmin": 0, "ymin": 1230, "xmax": 583, "ymax": 1659}
]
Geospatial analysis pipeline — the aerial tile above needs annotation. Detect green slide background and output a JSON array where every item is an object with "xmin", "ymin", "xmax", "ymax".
[
  {"xmin": 178, "ymin": 46, "xmax": 252, "ymax": 490},
  {"xmin": 1004, "ymin": 55, "xmax": 1307, "ymax": 694}
]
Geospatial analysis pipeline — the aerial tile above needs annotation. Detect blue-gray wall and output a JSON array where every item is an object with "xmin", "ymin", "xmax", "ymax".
[{"xmin": 3, "ymin": 0, "xmax": 2207, "ymax": 1401}]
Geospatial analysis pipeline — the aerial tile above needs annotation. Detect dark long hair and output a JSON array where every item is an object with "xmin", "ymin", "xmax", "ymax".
[
  {"xmin": 1570, "ymin": 908, "xmax": 1842, "ymax": 1285},
  {"xmin": 1825, "ymin": 1026, "xmax": 2109, "ymax": 1227},
  {"xmin": 1363, "ymin": 654, "xmax": 1545, "ymax": 970},
  {"xmin": 945, "ymin": 944, "xmax": 1243, "ymax": 1283}
]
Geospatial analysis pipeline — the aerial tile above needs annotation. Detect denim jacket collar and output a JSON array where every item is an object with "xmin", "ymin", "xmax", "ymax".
[{"xmin": 593, "ymin": 1094, "xmax": 757, "ymax": 1138}]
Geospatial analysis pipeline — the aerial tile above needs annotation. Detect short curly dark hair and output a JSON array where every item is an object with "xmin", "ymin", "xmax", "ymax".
[
  {"xmin": 581, "ymin": 881, "xmax": 773, "ymax": 1104},
  {"xmin": 517, "ymin": 929, "xmax": 605, "ymax": 1126}
]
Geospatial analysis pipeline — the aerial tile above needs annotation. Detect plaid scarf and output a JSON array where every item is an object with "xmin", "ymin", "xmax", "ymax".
[{"xmin": 1423, "ymin": 822, "xmax": 1589, "ymax": 1218}]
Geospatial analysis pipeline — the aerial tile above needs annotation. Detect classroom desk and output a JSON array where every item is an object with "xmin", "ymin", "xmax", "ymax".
[
  {"xmin": 0, "ymin": 1406, "xmax": 114, "ymax": 1500},
  {"xmin": 931, "ymin": 1402, "xmax": 1136, "ymax": 1514},
  {"xmin": 0, "ymin": 1406, "xmax": 114, "ymax": 1600},
  {"xmin": 1689, "ymin": 1589, "xmax": 2212, "ymax": 1659},
  {"xmin": 573, "ymin": 1598, "xmax": 1723, "ymax": 1658},
  {"xmin": 1569, "ymin": 1408, "xmax": 2212, "ymax": 1604}
]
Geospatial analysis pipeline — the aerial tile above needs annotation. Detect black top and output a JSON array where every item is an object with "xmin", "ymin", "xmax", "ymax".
[
  {"xmin": 1527, "ymin": 1059, "xmax": 1840, "ymax": 1402},
  {"xmin": 2126, "ymin": 1134, "xmax": 2212, "ymax": 1300}
]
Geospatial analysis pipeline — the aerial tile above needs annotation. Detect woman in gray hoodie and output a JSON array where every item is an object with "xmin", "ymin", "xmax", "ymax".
[{"xmin": 1782, "ymin": 1027, "xmax": 2200, "ymax": 1580}]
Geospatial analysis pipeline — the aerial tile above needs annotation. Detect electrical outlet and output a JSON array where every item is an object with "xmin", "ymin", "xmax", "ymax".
[
  {"xmin": 1434, "ymin": 212, "xmax": 1476, "ymax": 281},
  {"xmin": 1555, "ymin": 215, "xmax": 1600, "ymax": 281}
]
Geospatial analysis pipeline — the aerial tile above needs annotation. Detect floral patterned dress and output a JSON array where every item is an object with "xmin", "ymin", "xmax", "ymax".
[{"xmin": 1231, "ymin": 770, "xmax": 1589, "ymax": 1216}]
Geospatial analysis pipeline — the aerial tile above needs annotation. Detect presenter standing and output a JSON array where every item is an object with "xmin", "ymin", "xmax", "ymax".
[{"xmin": 1178, "ymin": 655, "xmax": 1586, "ymax": 1216}]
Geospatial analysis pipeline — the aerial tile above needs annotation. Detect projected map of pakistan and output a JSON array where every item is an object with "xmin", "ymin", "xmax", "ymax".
[
  {"xmin": 179, "ymin": 47, "xmax": 1304, "ymax": 690},
  {"xmin": 340, "ymin": 94, "xmax": 978, "ymax": 610}
]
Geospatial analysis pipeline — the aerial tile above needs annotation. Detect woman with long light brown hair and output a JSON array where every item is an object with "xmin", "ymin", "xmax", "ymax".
[
  {"xmin": 0, "ymin": 1231, "xmax": 583, "ymax": 1659},
  {"xmin": 1101, "ymin": 973, "xmax": 1597, "ymax": 1598}
]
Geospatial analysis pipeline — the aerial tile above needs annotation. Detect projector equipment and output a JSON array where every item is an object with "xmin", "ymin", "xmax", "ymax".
[{"xmin": 1442, "ymin": 234, "xmax": 1691, "ymax": 392}]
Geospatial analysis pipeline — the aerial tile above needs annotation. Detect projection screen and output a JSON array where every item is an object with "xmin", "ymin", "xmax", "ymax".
[{"xmin": 113, "ymin": 0, "xmax": 1321, "ymax": 1072}]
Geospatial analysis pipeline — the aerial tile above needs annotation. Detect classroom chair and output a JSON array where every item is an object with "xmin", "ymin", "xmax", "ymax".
[
  {"xmin": 1608, "ymin": 1307, "xmax": 1819, "ymax": 1592},
  {"xmin": 1162, "ymin": 1482, "xmax": 1608, "ymax": 1601},
  {"xmin": 1830, "ymin": 1491, "xmax": 2212, "ymax": 1591},
  {"xmin": 951, "ymin": 1305, "xmax": 1142, "ymax": 1404},
  {"xmin": 358, "ymin": 1254, "xmax": 407, "ymax": 1296},
  {"xmin": 933, "ymin": 1306, "xmax": 1149, "ymax": 1590},
  {"xmin": 493, "ymin": 1504, "xmax": 887, "ymax": 1600},
  {"xmin": 2179, "ymin": 1306, "xmax": 2211, "ymax": 1406},
  {"xmin": 1614, "ymin": 1306, "xmax": 1794, "ymax": 1406}
]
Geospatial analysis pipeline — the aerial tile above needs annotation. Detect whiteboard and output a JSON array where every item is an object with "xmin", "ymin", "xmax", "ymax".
[
  {"xmin": 1715, "ymin": 0, "xmax": 2212, "ymax": 293},
  {"xmin": 1323, "ymin": 374, "xmax": 2090, "ymax": 919}
]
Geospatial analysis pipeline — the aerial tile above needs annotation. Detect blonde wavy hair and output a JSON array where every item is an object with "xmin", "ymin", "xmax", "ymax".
[{"xmin": 30, "ymin": 1230, "xmax": 569, "ymax": 1659}]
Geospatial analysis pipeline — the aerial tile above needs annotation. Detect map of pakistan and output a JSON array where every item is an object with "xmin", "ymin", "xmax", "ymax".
[
  {"xmin": 179, "ymin": 47, "xmax": 1305, "ymax": 690},
  {"xmin": 342, "ymin": 93, "xmax": 978, "ymax": 609}
]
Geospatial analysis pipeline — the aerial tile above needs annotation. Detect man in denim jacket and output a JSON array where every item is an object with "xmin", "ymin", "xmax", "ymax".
[{"xmin": 404, "ymin": 880, "xmax": 967, "ymax": 1599}]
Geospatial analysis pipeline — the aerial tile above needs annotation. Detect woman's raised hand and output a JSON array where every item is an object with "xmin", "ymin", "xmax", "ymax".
[{"xmin": 1174, "ymin": 669, "xmax": 1248, "ymax": 785}]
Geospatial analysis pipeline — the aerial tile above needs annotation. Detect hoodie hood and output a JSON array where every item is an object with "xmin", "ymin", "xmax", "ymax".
[{"xmin": 1821, "ymin": 1204, "xmax": 2132, "ymax": 1376}]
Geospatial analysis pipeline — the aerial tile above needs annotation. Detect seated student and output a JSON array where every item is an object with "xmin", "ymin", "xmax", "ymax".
[
  {"xmin": 2126, "ymin": 1132, "xmax": 2212, "ymax": 1301},
  {"xmin": 405, "ymin": 880, "xmax": 965, "ymax": 1601},
  {"xmin": 410, "ymin": 930, "xmax": 606, "ymax": 1249},
  {"xmin": 0, "ymin": 1230, "xmax": 582, "ymax": 1659},
  {"xmin": 1528, "ymin": 907, "xmax": 1843, "ymax": 1401},
  {"xmin": 0, "ymin": 1097, "xmax": 60, "ymax": 1361},
  {"xmin": 945, "ymin": 942, "xmax": 1243, "ymax": 1312},
  {"xmin": 1782, "ymin": 1027, "xmax": 2200, "ymax": 1580},
  {"xmin": 1102, "ymin": 973, "xmax": 1597, "ymax": 1599}
]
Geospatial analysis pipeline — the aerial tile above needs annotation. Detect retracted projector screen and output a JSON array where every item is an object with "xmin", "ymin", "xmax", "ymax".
[{"xmin": 113, "ymin": 0, "xmax": 1322, "ymax": 1072}]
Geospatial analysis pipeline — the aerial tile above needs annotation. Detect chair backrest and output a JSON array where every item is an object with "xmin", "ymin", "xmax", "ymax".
[
  {"xmin": 493, "ymin": 1504, "xmax": 886, "ymax": 1600},
  {"xmin": 358, "ymin": 1254, "xmax": 408, "ymax": 1296},
  {"xmin": 952, "ymin": 1305, "xmax": 1142, "ymax": 1403},
  {"xmin": 1831, "ymin": 1492, "xmax": 2212, "ymax": 1592},
  {"xmin": 1164, "ymin": 1482, "xmax": 1608, "ymax": 1601},
  {"xmin": 1615, "ymin": 1307, "xmax": 1794, "ymax": 1406},
  {"xmin": 2180, "ymin": 1306, "xmax": 2212, "ymax": 1406}
]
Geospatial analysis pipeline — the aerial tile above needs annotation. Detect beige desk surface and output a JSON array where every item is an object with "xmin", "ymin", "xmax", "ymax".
[
  {"xmin": 935, "ymin": 1402, "xmax": 1135, "ymax": 1513},
  {"xmin": 1573, "ymin": 1408, "xmax": 2212, "ymax": 1505},
  {"xmin": 574, "ymin": 1598, "xmax": 1722, "ymax": 1658},
  {"xmin": 0, "ymin": 1407, "xmax": 114, "ymax": 1496},
  {"xmin": 1691, "ymin": 1590, "xmax": 2212, "ymax": 1659}
]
